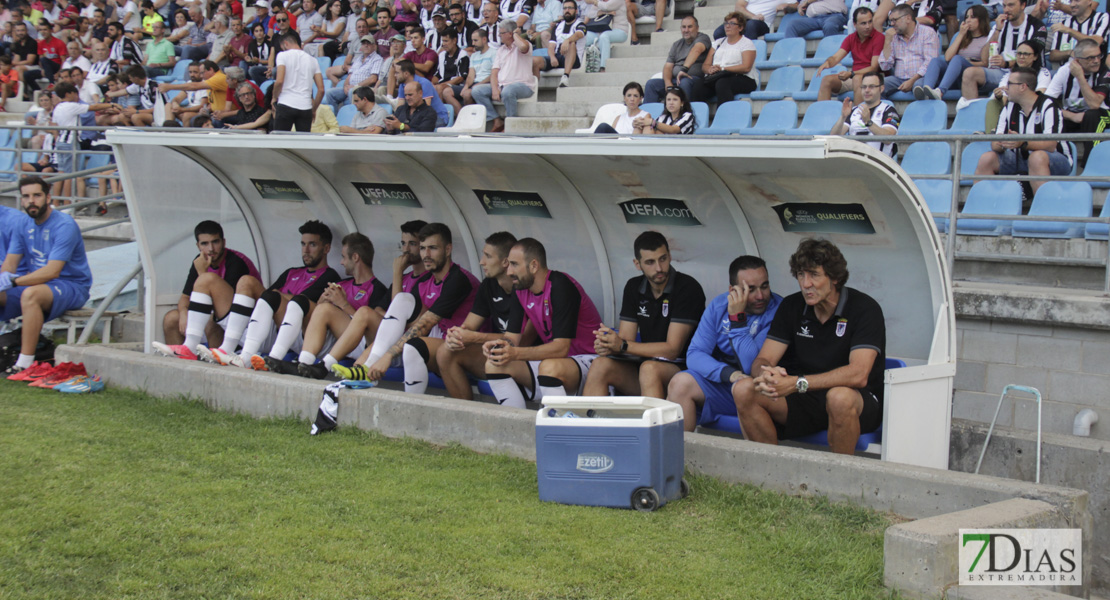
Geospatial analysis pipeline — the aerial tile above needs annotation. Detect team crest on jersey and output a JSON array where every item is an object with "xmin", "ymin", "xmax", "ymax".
[
  {"xmin": 354, "ymin": 290, "xmax": 366, "ymax": 301},
  {"xmin": 836, "ymin": 319, "xmax": 847, "ymax": 337},
  {"xmin": 662, "ymin": 300, "xmax": 669, "ymax": 317}
]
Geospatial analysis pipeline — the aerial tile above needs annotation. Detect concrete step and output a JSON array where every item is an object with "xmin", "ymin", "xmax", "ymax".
[
  {"xmin": 603, "ymin": 56, "xmax": 672, "ymax": 73},
  {"xmin": 505, "ymin": 116, "xmax": 593, "ymax": 133},
  {"xmin": 515, "ymin": 101, "xmax": 597, "ymax": 118},
  {"xmin": 555, "ymin": 85, "xmax": 627, "ymax": 104},
  {"xmin": 563, "ymin": 71, "xmax": 659, "ymax": 87},
  {"xmin": 611, "ymin": 40, "xmax": 677, "ymax": 59}
]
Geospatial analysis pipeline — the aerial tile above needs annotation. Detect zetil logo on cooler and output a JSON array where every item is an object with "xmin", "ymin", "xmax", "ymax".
[
  {"xmin": 575, "ymin": 453, "xmax": 614, "ymax": 473},
  {"xmin": 959, "ymin": 529, "xmax": 1082, "ymax": 586}
]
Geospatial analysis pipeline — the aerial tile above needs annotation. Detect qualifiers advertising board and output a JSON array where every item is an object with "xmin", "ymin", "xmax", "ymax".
[
  {"xmin": 773, "ymin": 203, "xmax": 876, "ymax": 234},
  {"xmin": 618, "ymin": 198, "xmax": 702, "ymax": 227},
  {"xmin": 250, "ymin": 179, "xmax": 310, "ymax": 201},
  {"xmin": 352, "ymin": 182, "xmax": 422, "ymax": 208},
  {"xmin": 474, "ymin": 190, "xmax": 552, "ymax": 218}
]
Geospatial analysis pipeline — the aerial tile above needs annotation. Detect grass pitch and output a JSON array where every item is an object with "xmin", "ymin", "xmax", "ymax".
[{"xmin": 0, "ymin": 380, "xmax": 896, "ymax": 599}]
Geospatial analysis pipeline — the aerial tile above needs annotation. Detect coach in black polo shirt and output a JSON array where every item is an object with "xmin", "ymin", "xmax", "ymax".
[
  {"xmin": 583, "ymin": 231, "xmax": 706, "ymax": 399},
  {"xmin": 732, "ymin": 238, "xmax": 885, "ymax": 455}
]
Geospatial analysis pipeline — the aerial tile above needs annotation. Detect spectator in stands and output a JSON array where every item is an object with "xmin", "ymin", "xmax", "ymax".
[
  {"xmin": 374, "ymin": 33, "xmax": 406, "ymax": 98},
  {"xmin": 583, "ymin": 0, "xmax": 630, "ymax": 74},
  {"xmin": 816, "ymin": 6, "xmax": 881, "ymax": 102},
  {"xmin": 10, "ymin": 23, "xmax": 38, "ymax": 99},
  {"xmin": 225, "ymin": 17, "xmax": 253, "ymax": 68},
  {"xmin": 61, "ymin": 40, "xmax": 91, "ymax": 73},
  {"xmin": 296, "ymin": 0, "xmax": 324, "ymax": 45},
  {"xmin": 975, "ymin": 66, "xmax": 1071, "ymax": 195},
  {"xmin": 477, "ymin": 1, "xmax": 501, "ymax": 47},
  {"xmin": 0, "ymin": 176, "xmax": 92, "ymax": 376},
  {"xmin": 644, "ymin": 15, "xmax": 709, "ymax": 103},
  {"xmin": 915, "ymin": 3, "xmax": 990, "ymax": 100},
  {"xmin": 700, "ymin": 12, "xmax": 757, "ymax": 101},
  {"xmin": 159, "ymin": 60, "xmax": 229, "ymax": 114},
  {"xmin": 245, "ymin": 0, "xmax": 271, "ymax": 35},
  {"xmin": 830, "ymin": 71, "xmax": 900, "ymax": 157},
  {"xmin": 71, "ymin": 66, "xmax": 103, "ymax": 103},
  {"xmin": 226, "ymin": 81, "xmax": 272, "ymax": 130},
  {"xmin": 584, "ymin": 231, "xmax": 706, "ymax": 401},
  {"xmin": 480, "ymin": 237, "xmax": 601, "ymax": 406},
  {"xmin": 178, "ymin": 7, "xmax": 211, "ymax": 61},
  {"xmin": 425, "ymin": 6, "xmax": 449, "ymax": 51},
  {"xmin": 88, "ymin": 39, "xmax": 115, "ymax": 88},
  {"xmin": 52, "ymin": 81, "xmax": 117, "ymax": 197},
  {"xmin": 157, "ymin": 220, "xmax": 261, "ymax": 357},
  {"xmin": 535, "ymin": 0, "xmax": 585, "ymax": 88},
  {"xmin": 0, "ymin": 56, "xmax": 18, "ymax": 110},
  {"xmin": 339, "ymin": 86, "xmax": 387, "ymax": 132},
  {"xmin": 316, "ymin": 0, "xmax": 349, "ymax": 59},
  {"xmin": 628, "ymin": 0, "xmax": 669, "ymax": 45},
  {"xmin": 445, "ymin": 3, "xmax": 477, "ymax": 50},
  {"xmin": 142, "ymin": 20, "xmax": 175, "ymax": 77},
  {"xmin": 959, "ymin": 0, "xmax": 1046, "ymax": 108},
  {"xmin": 90, "ymin": 8, "xmax": 109, "ymax": 41},
  {"xmin": 434, "ymin": 29, "xmax": 468, "ymax": 99},
  {"xmin": 1046, "ymin": 0, "xmax": 1107, "ymax": 67},
  {"xmin": 247, "ymin": 22, "xmax": 276, "ymax": 84},
  {"xmin": 324, "ymin": 18, "xmax": 370, "ymax": 82},
  {"xmin": 385, "ymin": 79, "xmax": 437, "ymax": 131},
  {"xmin": 667, "ymin": 255, "xmax": 780, "ymax": 432},
  {"xmin": 403, "ymin": 27, "xmax": 437, "ymax": 77},
  {"xmin": 388, "ymin": 58, "xmax": 450, "ymax": 124},
  {"xmin": 1046, "ymin": 39, "xmax": 1108, "ymax": 132},
  {"xmin": 206, "ymin": 14, "xmax": 235, "ymax": 67},
  {"xmin": 374, "ymin": 6, "xmax": 400, "ymax": 55},
  {"xmin": 118, "ymin": 0, "xmax": 140, "ymax": 34},
  {"xmin": 594, "ymin": 81, "xmax": 646, "ymax": 133},
  {"xmin": 453, "ymin": 28, "xmax": 493, "ymax": 112},
  {"xmin": 635, "ymin": 85, "xmax": 695, "ymax": 133},
  {"xmin": 780, "ymin": 0, "xmax": 848, "ymax": 39},
  {"xmin": 166, "ymin": 62, "xmax": 207, "ymax": 125},
  {"xmin": 471, "ymin": 20, "xmax": 533, "ymax": 132},
  {"xmin": 713, "ymin": 0, "xmax": 797, "ymax": 41},
  {"xmin": 877, "ymin": 3, "xmax": 940, "ymax": 96},
  {"xmin": 271, "ymin": 31, "xmax": 324, "ymax": 131},
  {"xmin": 324, "ymin": 35, "xmax": 382, "ymax": 111},
  {"xmin": 113, "ymin": 64, "xmax": 159, "ymax": 126},
  {"xmin": 525, "ymin": 0, "xmax": 559, "ymax": 47},
  {"xmin": 733, "ymin": 238, "xmax": 886, "ymax": 455},
  {"xmin": 107, "ymin": 20, "xmax": 143, "ymax": 70},
  {"xmin": 139, "ymin": 0, "xmax": 163, "ymax": 36},
  {"xmin": 35, "ymin": 19, "xmax": 68, "ymax": 83}
]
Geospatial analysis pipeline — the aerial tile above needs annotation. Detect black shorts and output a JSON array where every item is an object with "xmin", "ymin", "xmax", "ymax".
[
  {"xmin": 939, "ymin": 0, "xmax": 958, "ymax": 15},
  {"xmin": 28, "ymin": 161, "xmax": 56, "ymax": 172},
  {"xmin": 543, "ymin": 51, "xmax": 581, "ymax": 71},
  {"xmin": 776, "ymin": 388, "xmax": 882, "ymax": 440},
  {"xmin": 450, "ymin": 83, "xmax": 464, "ymax": 101}
]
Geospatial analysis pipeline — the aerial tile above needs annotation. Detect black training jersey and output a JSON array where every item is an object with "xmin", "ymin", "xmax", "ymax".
[
  {"xmin": 618, "ymin": 269, "xmax": 706, "ymax": 361},
  {"xmin": 767, "ymin": 287, "xmax": 887, "ymax": 402},
  {"xmin": 470, "ymin": 276, "xmax": 524, "ymax": 334}
]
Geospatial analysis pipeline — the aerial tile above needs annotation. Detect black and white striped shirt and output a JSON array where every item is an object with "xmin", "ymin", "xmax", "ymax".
[
  {"xmin": 437, "ymin": 47, "xmax": 469, "ymax": 82},
  {"xmin": 996, "ymin": 93, "xmax": 1072, "ymax": 165},
  {"xmin": 844, "ymin": 102, "xmax": 901, "ymax": 157},
  {"xmin": 990, "ymin": 15, "xmax": 1047, "ymax": 58},
  {"xmin": 657, "ymin": 110, "xmax": 696, "ymax": 134},
  {"xmin": 425, "ymin": 26, "xmax": 443, "ymax": 51},
  {"xmin": 1045, "ymin": 64, "xmax": 1109, "ymax": 112},
  {"xmin": 500, "ymin": 0, "xmax": 535, "ymax": 23},
  {"xmin": 1047, "ymin": 11, "xmax": 1109, "ymax": 53}
]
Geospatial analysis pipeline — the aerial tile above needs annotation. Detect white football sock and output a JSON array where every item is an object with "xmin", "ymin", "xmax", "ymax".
[
  {"xmin": 239, "ymin": 298, "xmax": 275, "ymax": 362},
  {"xmin": 268, "ymin": 300, "xmax": 304, "ymax": 359},
  {"xmin": 402, "ymin": 342, "xmax": 429, "ymax": 394},
  {"xmin": 487, "ymin": 373, "xmax": 525, "ymax": 408},
  {"xmin": 366, "ymin": 292, "xmax": 414, "ymax": 365},
  {"xmin": 183, "ymin": 291, "xmax": 212, "ymax": 349},
  {"xmin": 218, "ymin": 294, "xmax": 256, "ymax": 353}
]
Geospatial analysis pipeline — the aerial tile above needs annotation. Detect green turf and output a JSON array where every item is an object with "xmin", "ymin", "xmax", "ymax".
[{"xmin": 0, "ymin": 380, "xmax": 897, "ymax": 600}]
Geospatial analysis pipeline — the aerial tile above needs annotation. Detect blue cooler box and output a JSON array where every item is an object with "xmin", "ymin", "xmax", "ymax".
[{"xmin": 535, "ymin": 396, "xmax": 687, "ymax": 511}]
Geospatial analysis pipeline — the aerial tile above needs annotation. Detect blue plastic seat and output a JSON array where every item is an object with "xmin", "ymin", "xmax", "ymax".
[
  {"xmin": 750, "ymin": 65, "xmax": 804, "ymax": 100},
  {"xmin": 155, "ymin": 60, "xmax": 192, "ymax": 83},
  {"xmin": 736, "ymin": 100, "xmax": 797, "ymax": 135},
  {"xmin": 1066, "ymin": 142, "xmax": 1079, "ymax": 176},
  {"xmin": 764, "ymin": 12, "xmax": 801, "ymax": 42},
  {"xmin": 641, "ymin": 102, "xmax": 664, "ymax": 119},
  {"xmin": 957, "ymin": 180, "xmax": 1023, "ymax": 236},
  {"xmin": 1081, "ymin": 142, "xmax": 1110, "ymax": 189},
  {"xmin": 336, "ymin": 104, "xmax": 357, "ymax": 127},
  {"xmin": 316, "ymin": 56, "xmax": 332, "ymax": 73},
  {"xmin": 757, "ymin": 36, "xmax": 805, "ymax": 69},
  {"xmin": 801, "ymin": 34, "xmax": 846, "ymax": 67},
  {"xmin": 754, "ymin": 39, "xmax": 767, "ymax": 64},
  {"xmin": 1013, "ymin": 182, "xmax": 1092, "ymax": 239},
  {"xmin": 1085, "ymin": 199, "xmax": 1110, "ymax": 240},
  {"xmin": 901, "ymin": 141, "xmax": 952, "ymax": 175},
  {"xmin": 260, "ymin": 79, "xmax": 274, "ymax": 94},
  {"xmin": 789, "ymin": 100, "xmax": 842, "ymax": 135},
  {"xmin": 959, "ymin": 140, "xmax": 993, "ymax": 185},
  {"xmin": 898, "ymin": 100, "xmax": 948, "ymax": 135},
  {"xmin": 691, "ymin": 102, "xmax": 710, "ymax": 132},
  {"xmin": 792, "ymin": 64, "xmax": 847, "ymax": 101},
  {"xmin": 914, "ymin": 179, "xmax": 953, "ymax": 233},
  {"xmin": 700, "ymin": 100, "xmax": 752, "ymax": 134},
  {"xmin": 948, "ymin": 99, "xmax": 988, "ymax": 135}
]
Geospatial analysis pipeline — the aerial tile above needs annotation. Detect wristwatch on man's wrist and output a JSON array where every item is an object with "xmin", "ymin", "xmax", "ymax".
[
  {"xmin": 619, "ymin": 340, "xmax": 628, "ymax": 354},
  {"xmin": 795, "ymin": 375, "xmax": 809, "ymax": 394}
]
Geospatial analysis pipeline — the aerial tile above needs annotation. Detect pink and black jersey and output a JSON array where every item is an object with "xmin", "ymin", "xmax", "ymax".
[
  {"xmin": 339, "ymin": 276, "xmax": 390, "ymax": 311},
  {"xmin": 182, "ymin": 248, "xmax": 261, "ymax": 295},
  {"xmin": 400, "ymin": 269, "xmax": 423, "ymax": 294},
  {"xmin": 513, "ymin": 270, "xmax": 601, "ymax": 356},
  {"xmin": 414, "ymin": 263, "xmax": 479, "ymax": 333},
  {"xmin": 268, "ymin": 265, "xmax": 341, "ymax": 302}
]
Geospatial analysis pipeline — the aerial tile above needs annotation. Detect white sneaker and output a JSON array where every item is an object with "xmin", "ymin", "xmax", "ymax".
[
  {"xmin": 211, "ymin": 347, "xmax": 246, "ymax": 368},
  {"xmin": 195, "ymin": 344, "xmax": 218, "ymax": 364},
  {"xmin": 955, "ymin": 97, "xmax": 971, "ymax": 112},
  {"xmin": 559, "ymin": 74, "xmax": 570, "ymax": 88},
  {"xmin": 924, "ymin": 86, "xmax": 943, "ymax": 101}
]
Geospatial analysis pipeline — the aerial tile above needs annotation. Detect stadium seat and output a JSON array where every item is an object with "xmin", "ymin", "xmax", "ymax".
[
  {"xmin": 754, "ymin": 40, "xmax": 767, "ymax": 64},
  {"xmin": 757, "ymin": 37, "xmax": 805, "ymax": 69},
  {"xmin": 792, "ymin": 65, "xmax": 847, "ymax": 101},
  {"xmin": 1084, "ymin": 199, "xmax": 1110, "ymax": 240},
  {"xmin": 914, "ymin": 179, "xmax": 953, "ymax": 233},
  {"xmin": 764, "ymin": 12, "xmax": 801, "ymax": 42},
  {"xmin": 956, "ymin": 180, "xmax": 1023, "ymax": 236},
  {"xmin": 692, "ymin": 102, "xmax": 710, "ymax": 132},
  {"xmin": 155, "ymin": 60, "xmax": 191, "ymax": 83},
  {"xmin": 316, "ymin": 56, "xmax": 332, "ymax": 73},
  {"xmin": 801, "ymin": 34, "xmax": 846, "ymax": 67},
  {"xmin": 699, "ymin": 100, "xmax": 752, "ymax": 134},
  {"xmin": 1082, "ymin": 142, "xmax": 1110, "ymax": 189},
  {"xmin": 260, "ymin": 80, "xmax": 274, "ymax": 94},
  {"xmin": 1013, "ymin": 181, "xmax": 1092, "ymax": 239},
  {"xmin": 736, "ymin": 100, "xmax": 797, "ymax": 135},
  {"xmin": 789, "ymin": 100, "xmax": 842, "ymax": 135},
  {"xmin": 898, "ymin": 100, "xmax": 947, "ymax": 135},
  {"xmin": 750, "ymin": 65, "xmax": 804, "ymax": 100},
  {"xmin": 641, "ymin": 102, "xmax": 664, "ymax": 119},
  {"xmin": 947, "ymin": 99, "xmax": 988, "ymax": 134},
  {"xmin": 575, "ymin": 103, "xmax": 625, "ymax": 133},
  {"xmin": 336, "ymin": 104, "xmax": 357, "ymax": 127},
  {"xmin": 1066, "ymin": 142, "xmax": 1079, "ymax": 176},
  {"xmin": 445, "ymin": 104, "xmax": 455, "ymax": 127},
  {"xmin": 437, "ymin": 104, "xmax": 486, "ymax": 133},
  {"xmin": 959, "ymin": 141, "xmax": 993, "ymax": 185},
  {"xmin": 901, "ymin": 141, "xmax": 952, "ymax": 175}
]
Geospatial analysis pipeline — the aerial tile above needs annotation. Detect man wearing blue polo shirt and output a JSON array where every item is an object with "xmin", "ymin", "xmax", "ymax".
[
  {"xmin": 0, "ymin": 204, "xmax": 30, "ymax": 276},
  {"xmin": 0, "ymin": 176, "xmax": 92, "ymax": 374}
]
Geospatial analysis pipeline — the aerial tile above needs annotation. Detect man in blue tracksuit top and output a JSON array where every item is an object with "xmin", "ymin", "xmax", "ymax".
[{"xmin": 666, "ymin": 255, "xmax": 782, "ymax": 432}]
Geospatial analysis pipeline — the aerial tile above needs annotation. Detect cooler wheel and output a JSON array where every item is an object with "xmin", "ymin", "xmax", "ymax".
[
  {"xmin": 632, "ymin": 487, "xmax": 660, "ymax": 512},
  {"xmin": 680, "ymin": 478, "xmax": 690, "ymax": 499}
]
